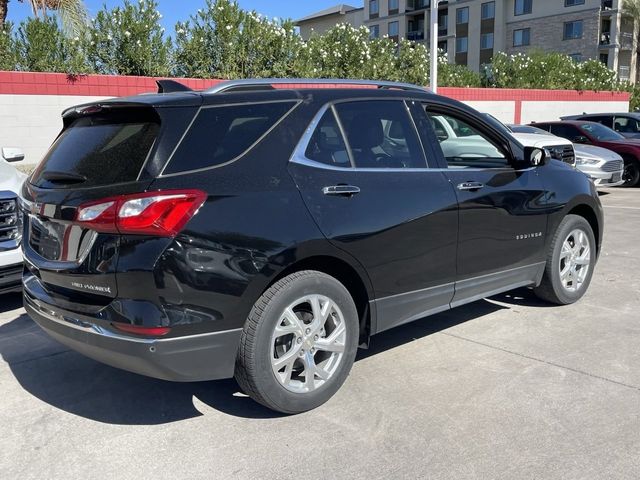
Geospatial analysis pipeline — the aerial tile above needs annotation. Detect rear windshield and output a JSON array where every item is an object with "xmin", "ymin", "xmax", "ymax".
[
  {"xmin": 163, "ymin": 101, "xmax": 296, "ymax": 174},
  {"xmin": 31, "ymin": 108, "xmax": 159, "ymax": 188}
]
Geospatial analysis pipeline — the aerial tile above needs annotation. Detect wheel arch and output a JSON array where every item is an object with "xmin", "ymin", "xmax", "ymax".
[
  {"xmin": 266, "ymin": 255, "xmax": 375, "ymax": 346},
  {"xmin": 567, "ymin": 203, "xmax": 601, "ymax": 257}
]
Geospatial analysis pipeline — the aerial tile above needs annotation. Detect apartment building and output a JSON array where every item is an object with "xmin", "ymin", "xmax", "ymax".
[{"xmin": 296, "ymin": 1, "xmax": 637, "ymax": 82}]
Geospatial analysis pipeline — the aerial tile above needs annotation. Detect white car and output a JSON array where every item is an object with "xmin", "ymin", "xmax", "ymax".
[
  {"xmin": 433, "ymin": 114, "xmax": 576, "ymax": 166},
  {"xmin": 0, "ymin": 147, "xmax": 27, "ymax": 293},
  {"xmin": 508, "ymin": 124, "xmax": 625, "ymax": 187}
]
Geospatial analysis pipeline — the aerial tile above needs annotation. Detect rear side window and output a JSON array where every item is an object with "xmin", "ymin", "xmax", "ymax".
[
  {"xmin": 164, "ymin": 101, "xmax": 296, "ymax": 174},
  {"xmin": 31, "ymin": 108, "xmax": 159, "ymax": 188},
  {"xmin": 305, "ymin": 110, "xmax": 351, "ymax": 167},
  {"xmin": 334, "ymin": 100, "xmax": 427, "ymax": 169}
]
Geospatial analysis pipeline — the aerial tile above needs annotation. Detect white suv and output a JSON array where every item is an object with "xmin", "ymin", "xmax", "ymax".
[{"xmin": 0, "ymin": 147, "xmax": 26, "ymax": 293}]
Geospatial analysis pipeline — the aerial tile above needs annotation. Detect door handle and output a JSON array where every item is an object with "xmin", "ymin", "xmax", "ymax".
[
  {"xmin": 457, "ymin": 181, "xmax": 484, "ymax": 191},
  {"xmin": 322, "ymin": 185, "xmax": 361, "ymax": 196}
]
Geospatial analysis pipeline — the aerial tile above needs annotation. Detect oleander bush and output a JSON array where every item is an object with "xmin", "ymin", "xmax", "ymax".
[{"xmin": 0, "ymin": 0, "xmax": 632, "ymax": 106}]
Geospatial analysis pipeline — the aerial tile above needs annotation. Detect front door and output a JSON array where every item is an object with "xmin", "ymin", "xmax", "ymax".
[
  {"xmin": 288, "ymin": 99, "xmax": 458, "ymax": 333},
  {"xmin": 418, "ymin": 104, "xmax": 548, "ymax": 306}
]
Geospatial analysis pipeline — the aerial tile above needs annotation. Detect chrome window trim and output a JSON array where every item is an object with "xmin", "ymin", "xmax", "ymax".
[{"xmin": 159, "ymin": 99, "xmax": 302, "ymax": 177}]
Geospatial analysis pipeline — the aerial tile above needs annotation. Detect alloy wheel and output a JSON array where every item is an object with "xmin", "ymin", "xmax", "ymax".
[
  {"xmin": 559, "ymin": 228, "xmax": 591, "ymax": 293},
  {"xmin": 270, "ymin": 294, "xmax": 347, "ymax": 393}
]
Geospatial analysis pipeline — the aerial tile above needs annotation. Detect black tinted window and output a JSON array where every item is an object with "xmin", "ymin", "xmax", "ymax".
[
  {"xmin": 31, "ymin": 109, "xmax": 159, "ymax": 188},
  {"xmin": 548, "ymin": 124, "xmax": 581, "ymax": 139},
  {"xmin": 305, "ymin": 110, "xmax": 351, "ymax": 167},
  {"xmin": 165, "ymin": 101, "xmax": 295, "ymax": 174},
  {"xmin": 334, "ymin": 101, "xmax": 426, "ymax": 169}
]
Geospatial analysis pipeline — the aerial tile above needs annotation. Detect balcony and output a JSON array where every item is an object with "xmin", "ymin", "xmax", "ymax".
[
  {"xmin": 619, "ymin": 65, "xmax": 630, "ymax": 81},
  {"xmin": 600, "ymin": 32, "xmax": 611, "ymax": 45},
  {"xmin": 601, "ymin": 0, "xmax": 613, "ymax": 11},
  {"xmin": 407, "ymin": 30, "xmax": 425, "ymax": 41},
  {"xmin": 407, "ymin": 0, "xmax": 429, "ymax": 10},
  {"xmin": 620, "ymin": 32, "xmax": 634, "ymax": 50}
]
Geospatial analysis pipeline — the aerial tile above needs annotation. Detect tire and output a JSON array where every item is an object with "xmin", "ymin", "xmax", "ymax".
[
  {"xmin": 235, "ymin": 270, "xmax": 359, "ymax": 414},
  {"xmin": 622, "ymin": 158, "xmax": 640, "ymax": 187},
  {"xmin": 534, "ymin": 215, "xmax": 596, "ymax": 305}
]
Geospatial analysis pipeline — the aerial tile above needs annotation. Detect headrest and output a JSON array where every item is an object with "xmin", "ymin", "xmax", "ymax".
[{"xmin": 347, "ymin": 115, "xmax": 384, "ymax": 149}]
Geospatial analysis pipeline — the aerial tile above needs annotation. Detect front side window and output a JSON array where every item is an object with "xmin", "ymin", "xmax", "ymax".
[
  {"xmin": 614, "ymin": 116, "xmax": 640, "ymax": 133},
  {"xmin": 456, "ymin": 7, "xmax": 469, "ymax": 24},
  {"xmin": 513, "ymin": 28, "xmax": 530, "ymax": 46},
  {"xmin": 564, "ymin": 20, "xmax": 583, "ymax": 39},
  {"xmin": 481, "ymin": 2, "xmax": 495, "ymax": 19},
  {"xmin": 515, "ymin": 0, "xmax": 532, "ymax": 15},
  {"xmin": 456, "ymin": 36, "xmax": 468, "ymax": 53},
  {"xmin": 388, "ymin": 21, "xmax": 399, "ymax": 37},
  {"xmin": 165, "ymin": 101, "xmax": 296, "ymax": 174},
  {"xmin": 334, "ymin": 101, "xmax": 427, "ymax": 169},
  {"xmin": 426, "ymin": 111, "xmax": 508, "ymax": 168},
  {"xmin": 547, "ymin": 123, "xmax": 581, "ymax": 140},
  {"xmin": 481, "ymin": 33, "xmax": 494, "ymax": 49}
]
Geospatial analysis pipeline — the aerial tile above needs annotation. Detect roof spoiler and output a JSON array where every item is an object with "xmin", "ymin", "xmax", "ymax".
[{"xmin": 156, "ymin": 79, "xmax": 193, "ymax": 94}]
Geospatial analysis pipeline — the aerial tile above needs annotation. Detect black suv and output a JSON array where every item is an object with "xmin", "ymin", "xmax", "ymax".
[{"xmin": 21, "ymin": 79, "xmax": 603, "ymax": 413}]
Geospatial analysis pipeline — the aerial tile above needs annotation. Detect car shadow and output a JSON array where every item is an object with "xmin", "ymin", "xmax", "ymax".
[{"xmin": 1, "ymin": 295, "xmax": 509, "ymax": 424}]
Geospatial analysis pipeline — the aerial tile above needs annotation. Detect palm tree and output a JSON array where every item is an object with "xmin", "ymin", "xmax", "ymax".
[{"xmin": 0, "ymin": 0, "xmax": 87, "ymax": 35}]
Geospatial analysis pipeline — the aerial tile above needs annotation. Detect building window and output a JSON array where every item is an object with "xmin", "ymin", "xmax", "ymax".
[
  {"xmin": 481, "ymin": 32, "xmax": 494, "ymax": 49},
  {"xmin": 565, "ymin": 0, "xmax": 584, "ymax": 6},
  {"xmin": 514, "ymin": 0, "xmax": 532, "ymax": 15},
  {"xmin": 481, "ymin": 2, "xmax": 495, "ymax": 20},
  {"xmin": 569, "ymin": 53, "xmax": 583, "ymax": 61},
  {"xmin": 456, "ymin": 7, "xmax": 469, "ymax": 24},
  {"xmin": 370, "ymin": 24, "xmax": 379, "ymax": 39},
  {"xmin": 389, "ymin": 0, "xmax": 399, "ymax": 11},
  {"xmin": 388, "ymin": 21, "xmax": 399, "ymax": 37},
  {"xmin": 513, "ymin": 28, "xmax": 530, "ymax": 46},
  {"xmin": 456, "ymin": 36, "xmax": 468, "ymax": 53},
  {"xmin": 370, "ymin": 0, "xmax": 379, "ymax": 16},
  {"xmin": 564, "ymin": 20, "xmax": 583, "ymax": 39}
]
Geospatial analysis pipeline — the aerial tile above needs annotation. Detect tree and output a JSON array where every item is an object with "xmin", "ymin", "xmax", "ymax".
[{"xmin": 0, "ymin": 0, "xmax": 87, "ymax": 35}]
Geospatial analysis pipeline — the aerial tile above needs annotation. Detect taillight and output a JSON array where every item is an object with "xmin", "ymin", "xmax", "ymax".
[{"xmin": 76, "ymin": 189, "xmax": 207, "ymax": 237}]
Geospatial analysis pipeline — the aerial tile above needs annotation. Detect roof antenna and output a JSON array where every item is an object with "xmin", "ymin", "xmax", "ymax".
[{"xmin": 156, "ymin": 79, "xmax": 193, "ymax": 94}]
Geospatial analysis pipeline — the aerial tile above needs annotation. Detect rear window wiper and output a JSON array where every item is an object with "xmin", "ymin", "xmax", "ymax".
[{"xmin": 40, "ymin": 171, "xmax": 87, "ymax": 184}]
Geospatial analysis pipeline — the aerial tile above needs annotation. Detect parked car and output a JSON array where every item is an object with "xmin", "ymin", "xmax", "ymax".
[
  {"xmin": 531, "ymin": 120, "xmax": 640, "ymax": 187},
  {"xmin": 561, "ymin": 112, "xmax": 640, "ymax": 139},
  {"xmin": 21, "ymin": 79, "xmax": 603, "ymax": 413},
  {"xmin": 508, "ymin": 124, "xmax": 625, "ymax": 187},
  {"xmin": 0, "ymin": 147, "xmax": 26, "ymax": 294}
]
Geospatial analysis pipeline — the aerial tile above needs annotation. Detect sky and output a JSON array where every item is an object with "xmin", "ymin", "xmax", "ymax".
[{"xmin": 6, "ymin": 1, "xmax": 362, "ymax": 30}]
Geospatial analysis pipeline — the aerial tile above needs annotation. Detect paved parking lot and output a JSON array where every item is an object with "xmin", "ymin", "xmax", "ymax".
[{"xmin": 1, "ymin": 188, "xmax": 639, "ymax": 480}]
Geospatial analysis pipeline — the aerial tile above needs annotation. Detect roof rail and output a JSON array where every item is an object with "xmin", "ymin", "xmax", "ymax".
[{"xmin": 205, "ymin": 78, "xmax": 430, "ymax": 94}]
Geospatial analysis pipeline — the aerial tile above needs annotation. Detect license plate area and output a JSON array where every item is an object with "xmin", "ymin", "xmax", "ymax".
[{"xmin": 28, "ymin": 214, "xmax": 96, "ymax": 263}]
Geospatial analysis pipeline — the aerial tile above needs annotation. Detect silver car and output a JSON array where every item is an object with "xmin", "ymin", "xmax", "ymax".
[{"xmin": 508, "ymin": 125, "xmax": 625, "ymax": 187}]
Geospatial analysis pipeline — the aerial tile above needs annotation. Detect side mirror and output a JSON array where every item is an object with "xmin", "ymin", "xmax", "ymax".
[
  {"xmin": 525, "ymin": 147, "xmax": 548, "ymax": 167},
  {"xmin": 2, "ymin": 147, "xmax": 25, "ymax": 162},
  {"xmin": 573, "ymin": 135, "xmax": 590, "ymax": 144}
]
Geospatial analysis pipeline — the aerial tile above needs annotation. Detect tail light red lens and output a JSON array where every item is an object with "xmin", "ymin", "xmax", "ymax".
[{"xmin": 76, "ymin": 189, "xmax": 207, "ymax": 237}]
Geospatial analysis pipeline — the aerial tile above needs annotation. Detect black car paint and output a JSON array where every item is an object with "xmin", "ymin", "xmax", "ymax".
[{"xmin": 21, "ymin": 87, "xmax": 603, "ymax": 382}]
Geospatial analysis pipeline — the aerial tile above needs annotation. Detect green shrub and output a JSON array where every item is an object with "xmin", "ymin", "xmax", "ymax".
[
  {"xmin": 86, "ymin": 0, "xmax": 171, "ymax": 76},
  {"xmin": 0, "ymin": 22, "xmax": 17, "ymax": 71}
]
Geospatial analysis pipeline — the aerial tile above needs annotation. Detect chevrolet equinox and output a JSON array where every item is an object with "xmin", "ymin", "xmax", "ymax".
[{"xmin": 21, "ymin": 79, "xmax": 603, "ymax": 413}]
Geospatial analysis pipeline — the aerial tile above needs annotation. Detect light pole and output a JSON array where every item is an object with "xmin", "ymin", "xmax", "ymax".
[{"xmin": 429, "ymin": 0, "xmax": 442, "ymax": 93}]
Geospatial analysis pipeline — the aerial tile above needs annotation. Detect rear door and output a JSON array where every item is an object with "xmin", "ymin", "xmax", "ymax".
[
  {"xmin": 289, "ymin": 99, "xmax": 458, "ymax": 333},
  {"xmin": 416, "ymin": 103, "xmax": 548, "ymax": 306}
]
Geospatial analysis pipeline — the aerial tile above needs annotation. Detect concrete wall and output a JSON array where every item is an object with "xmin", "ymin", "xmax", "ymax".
[{"xmin": 0, "ymin": 72, "xmax": 630, "ymax": 165}]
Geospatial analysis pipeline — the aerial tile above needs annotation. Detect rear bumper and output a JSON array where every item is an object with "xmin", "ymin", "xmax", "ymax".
[{"xmin": 24, "ymin": 290, "xmax": 242, "ymax": 382}]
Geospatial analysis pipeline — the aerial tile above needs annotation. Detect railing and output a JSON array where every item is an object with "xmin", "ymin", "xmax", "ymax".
[
  {"xmin": 601, "ymin": 0, "xmax": 613, "ymax": 11},
  {"xmin": 407, "ymin": 30, "xmax": 425, "ymax": 41},
  {"xmin": 620, "ymin": 32, "xmax": 634, "ymax": 49},
  {"xmin": 600, "ymin": 32, "xmax": 611, "ymax": 45},
  {"xmin": 407, "ymin": 0, "xmax": 429, "ymax": 10},
  {"xmin": 618, "ymin": 66, "xmax": 630, "ymax": 81}
]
